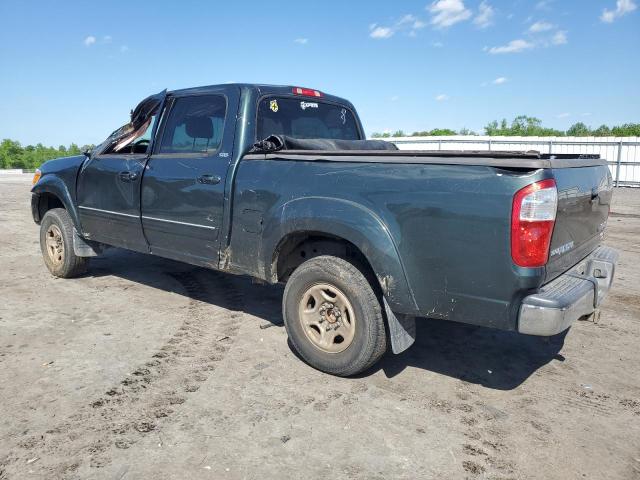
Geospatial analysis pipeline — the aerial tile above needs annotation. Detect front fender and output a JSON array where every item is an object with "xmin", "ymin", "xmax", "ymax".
[
  {"xmin": 262, "ymin": 196, "xmax": 419, "ymax": 315},
  {"xmin": 31, "ymin": 174, "xmax": 82, "ymax": 231}
]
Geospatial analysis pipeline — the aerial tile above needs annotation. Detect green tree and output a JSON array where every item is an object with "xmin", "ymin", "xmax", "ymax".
[
  {"xmin": 484, "ymin": 120, "xmax": 500, "ymax": 136},
  {"xmin": 611, "ymin": 123, "xmax": 640, "ymax": 136},
  {"xmin": 484, "ymin": 116, "xmax": 563, "ymax": 136},
  {"xmin": 429, "ymin": 128, "xmax": 457, "ymax": 136},
  {"xmin": 593, "ymin": 125, "xmax": 612, "ymax": 136},
  {"xmin": 0, "ymin": 139, "xmax": 23, "ymax": 169},
  {"xmin": 567, "ymin": 122, "xmax": 591, "ymax": 136},
  {"xmin": 0, "ymin": 139, "xmax": 95, "ymax": 170}
]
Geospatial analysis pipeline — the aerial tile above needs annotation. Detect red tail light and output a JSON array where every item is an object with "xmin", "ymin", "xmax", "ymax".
[
  {"xmin": 511, "ymin": 179, "xmax": 558, "ymax": 268},
  {"xmin": 292, "ymin": 87, "xmax": 322, "ymax": 97}
]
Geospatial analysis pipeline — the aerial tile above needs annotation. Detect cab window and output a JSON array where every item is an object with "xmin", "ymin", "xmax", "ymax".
[{"xmin": 159, "ymin": 95, "xmax": 226, "ymax": 154}]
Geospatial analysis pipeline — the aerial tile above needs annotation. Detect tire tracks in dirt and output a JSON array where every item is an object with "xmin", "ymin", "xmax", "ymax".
[{"xmin": 2, "ymin": 268, "xmax": 246, "ymax": 478}]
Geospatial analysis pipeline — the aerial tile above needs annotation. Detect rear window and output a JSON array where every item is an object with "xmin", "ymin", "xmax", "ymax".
[{"xmin": 257, "ymin": 97, "xmax": 360, "ymax": 141}]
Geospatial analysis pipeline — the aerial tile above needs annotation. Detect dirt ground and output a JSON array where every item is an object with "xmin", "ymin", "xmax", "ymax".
[{"xmin": 0, "ymin": 174, "xmax": 639, "ymax": 480}]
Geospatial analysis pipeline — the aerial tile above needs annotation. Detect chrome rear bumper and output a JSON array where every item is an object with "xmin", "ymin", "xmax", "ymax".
[{"xmin": 518, "ymin": 246, "xmax": 619, "ymax": 336}]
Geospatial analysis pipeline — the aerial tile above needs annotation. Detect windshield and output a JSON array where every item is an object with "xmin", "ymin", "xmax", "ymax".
[{"xmin": 257, "ymin": 96, "xmax": 360, "ymax": 141}]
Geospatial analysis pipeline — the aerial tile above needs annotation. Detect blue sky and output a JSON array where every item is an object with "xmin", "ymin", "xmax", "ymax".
[{"xmin": 0, "ymin": 0, "xmax": 638, "ymax": 146}]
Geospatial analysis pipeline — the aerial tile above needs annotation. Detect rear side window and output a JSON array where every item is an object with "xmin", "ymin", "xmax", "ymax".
[
  {"xmin": 159, "ymin": 95, "xmax": 226, "ymax": 154},
  {"xmin": 257, "ymin": 97, "xmax": 360, "ymax": 141}
]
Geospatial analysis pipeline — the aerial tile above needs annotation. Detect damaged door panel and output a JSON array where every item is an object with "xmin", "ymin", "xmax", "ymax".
[{"xmin": 75, "ymin": 92, "xmax": 165, "ymax": 252}]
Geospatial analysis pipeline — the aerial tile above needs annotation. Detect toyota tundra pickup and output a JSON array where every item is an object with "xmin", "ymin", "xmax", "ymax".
[{"xmin": 31, "ymin": 83, "xmax": 618, "ymax": 376}]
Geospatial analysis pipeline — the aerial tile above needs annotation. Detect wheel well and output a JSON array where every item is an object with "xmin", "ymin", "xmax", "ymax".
[
  {"xmin": 274, "ymin": 232, "xmax": 380, "ymax": 293},
  {"xmin": 37, "ymin": 193, "xmax": 65, "ymax": 220}
]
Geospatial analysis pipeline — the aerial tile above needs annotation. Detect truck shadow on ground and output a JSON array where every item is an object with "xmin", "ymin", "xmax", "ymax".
[
  {"xmin": 89, "ymin": 249, "xmax": 566, "ymax": 391},
  {"xmin": 370, "ymin": 320, "xmax": 567, "ymax": 390}
]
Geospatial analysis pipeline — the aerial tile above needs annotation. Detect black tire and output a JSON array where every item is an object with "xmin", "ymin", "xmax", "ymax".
[
  {"xmin": 39, "ymin": 208, "xmax": 88, "ymax": 278},
  {"xmin": 282, "ymin": 255, "xmax": 387, "ymax": 376}
]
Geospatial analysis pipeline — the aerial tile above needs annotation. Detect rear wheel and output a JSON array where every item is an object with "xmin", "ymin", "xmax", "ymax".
[
  {"xmin": 39, "ymin": 208, "xmax": 88, "ymax": 278},
  {"xmin": 283, "ymin": 255, "xmax": 387, "ymax": 376}
]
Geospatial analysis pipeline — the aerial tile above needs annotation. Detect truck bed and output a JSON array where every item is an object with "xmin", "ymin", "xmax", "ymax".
[
  {"xmin": 247, "ymin": 134, "xmax": 606, "ymax": 169},
  {"xmin": 233, "ymin": 147, "xmax": 613, "ymax": 331},
  {"xmin": 244, "ymin": 150, "xmax": 606, "ymax": 169}
]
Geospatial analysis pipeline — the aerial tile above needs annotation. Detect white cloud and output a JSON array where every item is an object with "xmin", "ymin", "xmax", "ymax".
[
  {"xmin": 527, "ymin": 20, "xmax": 568, "ymax": 47},
  {"xmin": 488, "ymin": 39, "xmax": 534, "ymax": 54},
  {"xmin": 398, "ymin": 14, "xmax": 416, "ymax": 25},
  {"xmin": 582, "ymin": 112, "xmax": 592, "ymax": 117},
  {"xmin": 435, "ymin": 94, "xmax": 449, "ymax": 101},
  {"xmin": 120, "ymin": 45, "xmax": 129, "ymax": 53},
  {"xmin": 390, "ymin": 96, "xmax": 400, "ymax": 101},
  {"xmin": 412, "ymin": 19, "xmax": 427, "ymax": 29},
  {"xmin": 551, "ymin": 30, "xmax": 567, "ymax": 45},
  {"xmin": 492, "ymin": 76, "xmax": 508, "ymax": 85},
  {"xmin": 294, "ymin": 38, "xmax": 308, "ymax": 44},
  {"xmin": 369, "ymin": 24, "xmax": 394, "ymax": 39},
  {"xmin": 535, "ymin": 0, "xmax": 553, "ymax": 10},
  {"xmin": 83, "ymin": 35, "xmax": 96, "ymax": 47},
  {"xmin": 556, "ymin": 112, "xmax": 570, "ymax": 118},
  {"xmin": 473, "ymin": 1, "xmax": 495, "ymax": 29},
  {"xmin": 529, "ymin": 21, "xmax": 554, "ymax": 32},
  {"xmin": 432, "ymin": 41, "xmax": 444, "ymax": 47},
  {"xmin": 400, "ymin": 14, "xmax": 427, "ymax": 33},
  {"xmin": 428, "ymin": 0, "xmax": 472, "ymax": 28},
  {"xmin": 369, "ymin": 14, "xmax": 428, "ymax": 39},
  {"xmin": 102, "ymin": 35, "xmax": 112, "ymax": 44},
  {"xmin": 601, "ymin": 0, "xmax": 637, "ymax": 22}
]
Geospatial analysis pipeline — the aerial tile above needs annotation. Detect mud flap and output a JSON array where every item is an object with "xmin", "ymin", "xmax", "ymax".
[
  {"xmin": 384, "ymin": 297, "xmax": 416, "ymax": 354},
  {"xmin": 73, "ymin": 230, "xmax": 102, "ymax": 257}
]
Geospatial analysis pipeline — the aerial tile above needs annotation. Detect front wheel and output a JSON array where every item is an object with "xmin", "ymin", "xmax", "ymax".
[
  {"xmin": 39, "ymin": 208, "xmax": 88, "ymax": 278},
  {"xmin": 282, "ymin": 255, "xmax": 387, "ymax": 376}
]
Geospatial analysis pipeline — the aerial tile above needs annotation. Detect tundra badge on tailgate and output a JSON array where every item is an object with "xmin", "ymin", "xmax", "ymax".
[{"xmin": 550, "ymin": 241, "xmax": 574, "ymax": 257}]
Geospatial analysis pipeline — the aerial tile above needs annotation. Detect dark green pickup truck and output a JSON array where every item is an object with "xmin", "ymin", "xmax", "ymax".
[{"xmin": 31, "ymin": 83, "xmax": 618, "ymax": 376}]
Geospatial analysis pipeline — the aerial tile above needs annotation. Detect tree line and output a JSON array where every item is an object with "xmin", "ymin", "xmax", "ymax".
[
  {"xmin": 372, "ymin": 116, "xmax": 640, "ymax": 138},
  {"xmin": 2, "ymin": 115, "xmax": 639, "ymax": 170},
  {"xmin": 0, "ymin": 139, "xmax": 94, "ymax": 170}
]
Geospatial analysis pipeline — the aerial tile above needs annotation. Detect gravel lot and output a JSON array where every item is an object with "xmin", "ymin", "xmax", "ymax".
[{"xmin": 1, "ymin": 174, "xmax": 639, "ymax": 480}]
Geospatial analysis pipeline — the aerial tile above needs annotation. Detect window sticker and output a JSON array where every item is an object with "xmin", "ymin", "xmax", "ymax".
[
  {"xmin": 270, "ymin": 99, "xmax": 279, "ymax": 113},
  {"xmin": 300, "ymin": 101, "xmax": 318, "ymax": 111},
  {"xmin": 340, "ymin": 108, "xmax": 347, "ymax": 125}
]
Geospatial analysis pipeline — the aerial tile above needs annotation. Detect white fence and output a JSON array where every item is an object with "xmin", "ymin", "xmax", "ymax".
[{"xmin": 376, "ymin": 136, "xmax": 640, "ymax": 187}]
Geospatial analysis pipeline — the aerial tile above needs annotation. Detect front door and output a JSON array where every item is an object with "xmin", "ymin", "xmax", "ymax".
[
  {"xmin": 76, "ymin": 91, "xmax": 165, "ymax": 252},
  {"xmin": 76, "ymin": 152, "xmax": 149, "ymax": 251},
  {"xmin": 140, "ymin": 88, "xmax": 238, "ymax": 265}
]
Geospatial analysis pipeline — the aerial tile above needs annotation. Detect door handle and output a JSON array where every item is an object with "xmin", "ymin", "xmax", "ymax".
[
  {"xmin": 119, "ymin": 171, "xmax": 138, "ymax": 182},
  {"xmin": 198, "ymin": 174, "xmax": 221, "ymax": 185}
]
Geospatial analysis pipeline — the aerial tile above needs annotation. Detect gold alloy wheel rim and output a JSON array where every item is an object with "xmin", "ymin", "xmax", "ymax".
[
  {"xmin": 298, "ymin": 283, "xmax": 356, "ymax": 354},
  {"xmin": 45, "ymin": 224, "xmax": 64, "ymax": 265}
]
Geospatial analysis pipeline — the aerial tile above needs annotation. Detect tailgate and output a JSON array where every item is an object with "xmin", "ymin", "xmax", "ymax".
[{"xmin": 546, "ymin": 164, "xmax": 613, "ymax": 281}]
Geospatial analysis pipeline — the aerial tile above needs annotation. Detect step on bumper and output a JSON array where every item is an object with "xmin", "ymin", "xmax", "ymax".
[{"xmin": 518, "ymin": 246, "xmax": 619, "ymax": 336}]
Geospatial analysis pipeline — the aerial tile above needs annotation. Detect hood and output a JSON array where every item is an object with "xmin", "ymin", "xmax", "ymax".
[{"xmin": 39, "ymin": 154, "xmax": 87, "ymax": 175}]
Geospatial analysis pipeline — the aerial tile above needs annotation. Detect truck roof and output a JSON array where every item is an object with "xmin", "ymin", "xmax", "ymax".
[{"xmin": 168, "ymin": 83, "xmax": 355, "ymax": 109}]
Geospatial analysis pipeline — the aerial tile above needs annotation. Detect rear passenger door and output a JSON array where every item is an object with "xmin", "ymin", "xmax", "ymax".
[{"xmin": 140, "ymin": 87, "xmax": 239, "ymax": 265}]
